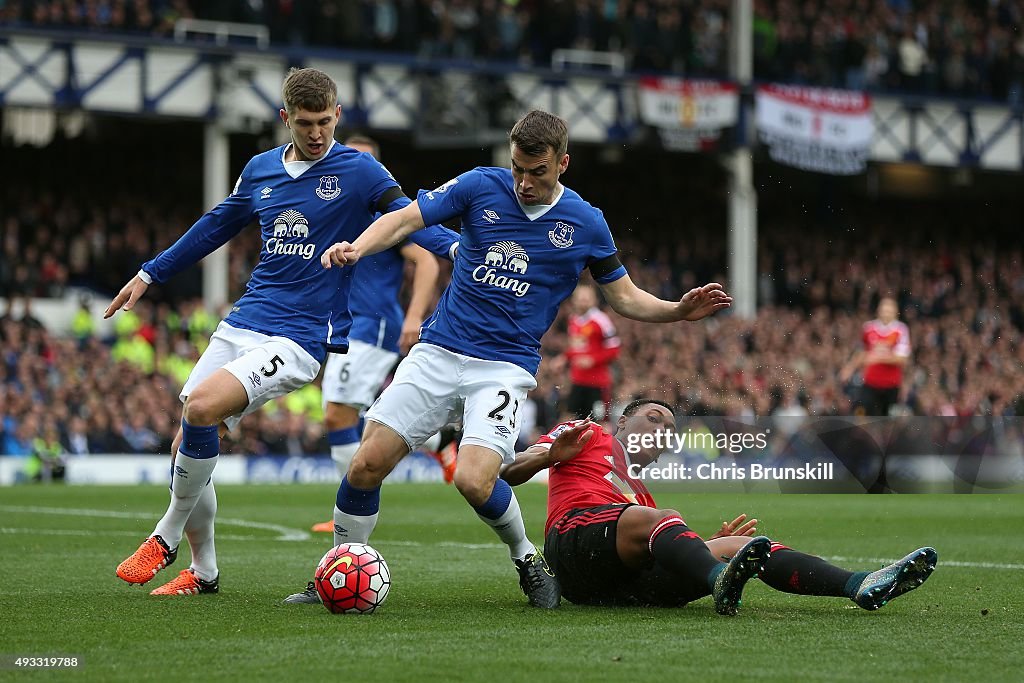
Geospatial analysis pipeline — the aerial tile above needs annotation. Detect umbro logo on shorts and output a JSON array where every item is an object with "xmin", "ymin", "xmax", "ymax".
[{"xmin": 494, "ymin": 425, "xmax": 512, "ymax": 437}]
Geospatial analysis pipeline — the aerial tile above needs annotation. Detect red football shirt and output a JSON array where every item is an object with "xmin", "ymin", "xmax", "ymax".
[
  {"xmin": 566, "ymin": 308, "xmax": 621, "ymax": 389},
  {"xmin": 862, "ymin": 319, "xmax": 911, "ymax": 389},
  {"xmin": 537, "ymin": 421, "xmax": 657, "ymax": 534}
]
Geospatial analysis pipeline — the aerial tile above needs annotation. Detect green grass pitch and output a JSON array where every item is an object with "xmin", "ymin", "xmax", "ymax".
[{"xmin": 1, "ymin": 485, "xmax": 1021, "ymax": 682}]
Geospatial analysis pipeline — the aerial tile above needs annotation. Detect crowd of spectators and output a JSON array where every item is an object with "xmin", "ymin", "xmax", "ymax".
[
  {"xmin": 535, "ymin": 222, "xmax": 1024, "ymax": 430},
  {"xmin": 0, "ymin": 295, "xmax": 331, "ymax": 460},
  {"xmin": 2, "ymin": 183, "xmax": 1022, "ymax": 461},
  {"xmin": 2, "ymin": 1, "xmax": 1023, "ymax": 102}
]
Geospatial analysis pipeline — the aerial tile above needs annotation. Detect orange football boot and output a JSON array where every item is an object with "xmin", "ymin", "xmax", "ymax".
[
  {"xmin": 150, "ymin": 569, "xmax": 219, "ymax": 596},
  {"xmin": 116, "ymin": 535, "xmax": 176, "ymax": 585}
]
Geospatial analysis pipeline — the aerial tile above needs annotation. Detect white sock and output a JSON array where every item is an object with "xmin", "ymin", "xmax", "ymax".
[
  {"xmin": 153, "ymin": 452, "xmax": 218, "ymax": 549},
  {"xmin": 330, "ymin": 442, "xmax": 360, "ymax": 479},
  {"xmin": 333, "ymin": 506, "xmax": 378, "ymax": 546},
  {"xmin": 421, "ymin": 432, "xmax": 441, "ymax": 452},
  {"xmin": 184, "ymin": 480, "xmax": 218, "ymax": 582},
  {"xmin": 476, "ymin": 492, "xmax": 535, "ymax": 561}
]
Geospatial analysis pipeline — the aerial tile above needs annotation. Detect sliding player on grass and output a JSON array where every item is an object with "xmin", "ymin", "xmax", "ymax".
[{"xmin": 501, "ymin": 398, "xmax": 938, "ymax": 613}]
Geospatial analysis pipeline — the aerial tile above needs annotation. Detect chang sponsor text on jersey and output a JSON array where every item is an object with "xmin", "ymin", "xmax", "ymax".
[
  {"xmin": 141, "ymin": 141, "xmax": 402, "ymax": 359},
  {"xmin": 415, "ymin": 167, "xmax": 627, "ymax": 374}
]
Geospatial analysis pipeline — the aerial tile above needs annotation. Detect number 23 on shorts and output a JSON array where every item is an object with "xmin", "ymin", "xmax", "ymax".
[{"xmin": 487, "ymin": 389, "xmax": 520, "ymax": 429}]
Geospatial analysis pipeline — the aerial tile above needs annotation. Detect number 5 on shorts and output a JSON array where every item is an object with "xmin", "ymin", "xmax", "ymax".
[
  {"xmin": 261, "ymin": 354, "xmax": 286, "ymax": 377},
  {"xmin": 487, "ymin": 389, "xmax": 520, "ymax": 429}
]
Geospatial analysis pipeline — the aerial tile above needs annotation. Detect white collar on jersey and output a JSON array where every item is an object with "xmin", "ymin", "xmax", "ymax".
[
  {"xmin": 517, "ymin": 182, "xmax": 564, "ymax": 221},
  {"xmin": 281, "ymin": 139, "xmax": 337, "ymax": 179}
]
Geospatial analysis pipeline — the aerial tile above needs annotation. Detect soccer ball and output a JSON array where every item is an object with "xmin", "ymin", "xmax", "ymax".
[{"xmin": 314, "ymin": 543, "xmax": 391, "ymax": 614}]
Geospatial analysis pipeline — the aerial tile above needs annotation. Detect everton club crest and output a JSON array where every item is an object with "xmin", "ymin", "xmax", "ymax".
[
  {"xmin": 548, "ymin": 221, "xmax": 574, "ymax": 248},
  {"xmin": 316, "ymin": 175, "xmax": 341, "ymax": 201}
]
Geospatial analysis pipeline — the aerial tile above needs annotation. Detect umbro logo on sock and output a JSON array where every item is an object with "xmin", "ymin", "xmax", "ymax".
[{"xmin": 334, "ymin": 525, "xmax": 348, "ymax": 535}]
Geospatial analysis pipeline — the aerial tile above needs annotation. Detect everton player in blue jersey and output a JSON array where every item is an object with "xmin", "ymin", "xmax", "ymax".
[
  {"xmin": 310, "ymin": 135, "xmax": 450, "ymax": 534},
  {"xmin": 104, "ymin": 68, "xmax": 457, "ymax": 597},
  {"xmin": 311, "ymin": 110, "xmax": 732, "ymax": 608}
]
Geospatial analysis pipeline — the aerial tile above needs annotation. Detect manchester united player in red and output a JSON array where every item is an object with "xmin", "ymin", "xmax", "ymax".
[
  {"xmin": 562, "ymin": 283, "xmax": 621, "ymax": 420},
  {"xmin": 841, "ymin": 297, "xmax": 912, "ymax": 416},
  {"xmin": 502, "ymin": 399, "xmax": 938, "ymax": 613}
]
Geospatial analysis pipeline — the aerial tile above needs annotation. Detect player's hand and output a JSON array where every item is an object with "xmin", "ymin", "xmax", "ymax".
[
  {"xmin": 547, "ymin": 420, "xmax": 595, "ymax": 465},
  {"xmin": 103, "ymin": 274, "xmax": 149, "ymax": 319},
  {"xmin": 708, "ymin": 514, "xmax": 758, "ymax": 539},
  {"xmin": 321, "ymin": 242, "xmax": 360, "ymax": 268},
  {"xmin": 399, "ymin": 318, "xmax": 422, "ymax": 355},
  {"xmin": 676, "ymin": 282, "xmax": 732, "ymax": 321}
]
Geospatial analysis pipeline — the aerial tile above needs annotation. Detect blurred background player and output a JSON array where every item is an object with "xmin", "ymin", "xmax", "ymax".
[
  {"xmin": 312, "ymin": 135, "xmax": 450, "ymax": 533},
  {"xmin": 560, "ymin": 282, "xmax": 621, "ymax": 421},
  {"xmin": 303, "ymin": 110, "xmax": 732, "ymax": 609},
  {"xmin": 106, "ymin": 68, "xmax": 456, "ymax": 597},
  {"xmin": 840, "ymin": 297, "xmax": 912, "ymax": 416},
  {"xmin": 502, "ymin": 399, "xmax": 938, "ymax": 612}
]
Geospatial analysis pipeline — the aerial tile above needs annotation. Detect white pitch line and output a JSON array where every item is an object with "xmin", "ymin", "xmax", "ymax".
[
  {"xmin": 2, "ymin": 506, "xmax": 1021, "ymax": 570},
  {"xmin": 0, "ymin": 527, "xmax": 257, "ymax": 542},
  {"xmin": 825, "ymin": 555, "xmax": 1024, "ymax": 571},
  {"xmin": 381, "ymin": 539, "xmax": 504, "ymax": 550},
  {"xmin": 0, "ymin": 505, "xmax": 309, "ymax": 542}
]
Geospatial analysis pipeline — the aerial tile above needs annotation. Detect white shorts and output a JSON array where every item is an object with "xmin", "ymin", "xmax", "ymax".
[
  {"xmin": 181, "ymin": 321, "xmax": 322, "ymax": 431},
  {"xmin": 321, "ymin": 339, "xmax": 400, "ymax": 410},
  {"xmin": 365, "ymin": 343, "xmax": 537, "ymax": 464}
]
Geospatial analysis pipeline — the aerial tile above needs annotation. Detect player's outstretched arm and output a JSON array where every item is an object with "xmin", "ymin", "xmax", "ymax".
[
  {"xmin": 599, "ymin": 274, "xmax": 732, "ymax": 323},
  {"xmin": 398, "ymin": 242, "xmax": 441, "ymax": 354},
  {"xmin": 104, "ymin": 273, "xmax": 149, "ymax": 319},
  {"xmin": 322, "ymin": 201, "xmax": 427, "ymax": 269},
  {"xmin": 501, "ymin": 421, "xmax": 594, "ymax": 486}
]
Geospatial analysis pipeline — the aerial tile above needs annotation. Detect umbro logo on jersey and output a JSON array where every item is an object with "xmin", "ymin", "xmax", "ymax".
[
  {"xmin": 548, "ymin": 222, "xmax": 574, "ymax": 248},
  {"xmin": 260, "ymin": 187, "xmax": 273, "ymax": 200},
  {"xmin": 472, "ymin": 241, "xmax": 531, "ymax": 297},
  {"xmin": 316, "ymin": 175, "xmax": 341, "ymax": 200},
  {"xmin": 482, "ymin": 210, "xmax": 500, "ymax": 223}
]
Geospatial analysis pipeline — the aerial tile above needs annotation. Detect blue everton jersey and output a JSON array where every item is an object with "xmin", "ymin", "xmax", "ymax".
[
  {"xmin": 347, "ymin": 244, "xmax": 405, "ymax": 352},
  {"xmin": 141, "ymin": 141, "xmax": 401, "ymax": 361},
  {"xmin": 336, "ymin": 215, "xmax": 458, "ymax": 354},
  {"xmin": 416, "ymin": 167, "xmax": 627, "ymax": 374}
]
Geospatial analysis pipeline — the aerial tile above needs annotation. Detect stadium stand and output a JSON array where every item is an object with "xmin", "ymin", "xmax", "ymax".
[{"xmin": 2, "ymin": 0, "xmax": 1022, "ymax": 100}]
